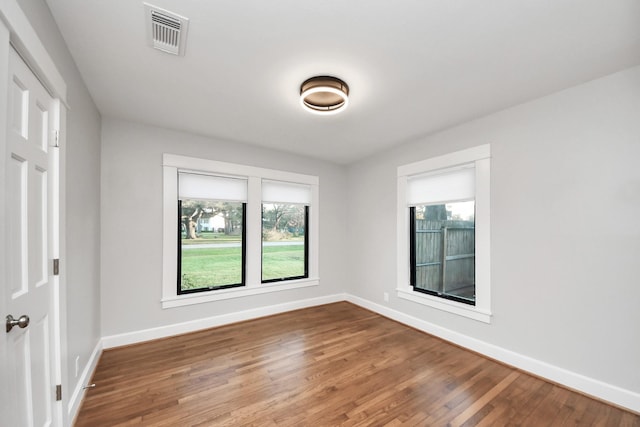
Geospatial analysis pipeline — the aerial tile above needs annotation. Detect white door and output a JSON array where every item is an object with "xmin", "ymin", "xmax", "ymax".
[{"xmin": 2, "ymin": 47, "xmax": 59, "ymax": 427}]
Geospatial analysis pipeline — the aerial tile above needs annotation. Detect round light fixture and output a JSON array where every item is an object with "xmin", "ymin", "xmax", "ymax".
[{"xmin": 300, "ymin": 76, "xmax": 349, "ymax": 115}]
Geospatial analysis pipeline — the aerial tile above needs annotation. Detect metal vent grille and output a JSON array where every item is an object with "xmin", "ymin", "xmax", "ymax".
[{"xmin": 144, "ymin": 3, "xmax": 189, "ymax": 56}]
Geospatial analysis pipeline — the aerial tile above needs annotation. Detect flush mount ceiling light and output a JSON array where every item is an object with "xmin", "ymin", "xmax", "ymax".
[{"xmin": 300, "ymin": 76, "xmax": 349, "ymax": 115}]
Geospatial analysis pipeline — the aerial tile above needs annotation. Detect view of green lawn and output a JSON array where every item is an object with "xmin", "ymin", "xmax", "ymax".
[
  {"xmin": 262, "ymin": 245, "xmax": 306, "ymax": 281},
  {"xmin": 181, "ymin": 246, "xmax": 243, "ymax": 289},
  {"xmin": 181, "ymin": 244, "xmax": 305, "ymax": 290}
]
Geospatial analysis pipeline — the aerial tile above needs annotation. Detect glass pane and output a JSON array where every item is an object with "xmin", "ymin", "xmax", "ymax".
[
  {"xmin": 262, "ymin": 203, "xmax": 307, "ymax": 282},
  {"xmin": 179, "ymin": 199, "xmax": 244, "ymax": 292},
  {"xmin": 413, "ymin": 201, "xmax": 475, "ymax": 304}
]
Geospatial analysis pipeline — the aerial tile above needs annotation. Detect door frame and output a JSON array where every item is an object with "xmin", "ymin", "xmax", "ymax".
[{"xmin": 0, "ymin": 1, "xmax": 68, "ymax": 425}]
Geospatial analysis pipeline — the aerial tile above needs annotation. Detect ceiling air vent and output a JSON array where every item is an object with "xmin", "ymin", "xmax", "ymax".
[{"xmin": 144, "ymin": 3, "xmax": 189, "ymax": 56}]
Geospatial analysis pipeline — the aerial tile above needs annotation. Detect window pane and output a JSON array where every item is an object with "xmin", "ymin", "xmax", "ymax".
[
  {"xmin": 262, "ymin": 203, "xmax": 308, "ymax": 282},
  {"xmin": 412, "ymin": 201, "xmax": 475, "ymax": 304},
  {"xmin": 179, "ymin": 199, "xmax": 244, "ymax": 293}
]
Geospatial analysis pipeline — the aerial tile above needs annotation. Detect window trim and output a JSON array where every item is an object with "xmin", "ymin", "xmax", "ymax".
[
  {"xmin": 397, "ymin": 145, "xmax": 491, "ymax": 323},
  {"xmin": 162, "ymin": 154, "xmax": 319, "ymax": 309}
]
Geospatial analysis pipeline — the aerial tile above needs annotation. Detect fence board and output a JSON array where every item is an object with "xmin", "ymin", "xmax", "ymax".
[{"xmin": 414, "ymin": 219, "xmax": 475, "ymax": 300}]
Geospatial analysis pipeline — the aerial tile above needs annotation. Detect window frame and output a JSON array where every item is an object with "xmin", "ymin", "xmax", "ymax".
[
  {"xmin": 177, "ymin": 199, "xmax": 247, "ymax": 294},
  {"xmin": 397, "ymin": 145, "xmax": 491, "ymax": 323},
  {"xmin": 409, "ymin": 200, "xmax": 475, "ymax": 305},
  {"xmin": 162, "ymin": 154, "xmax": 319, "ymax": 309}
]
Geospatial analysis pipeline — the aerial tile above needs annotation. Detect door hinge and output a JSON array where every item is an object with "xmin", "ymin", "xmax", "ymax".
[
  {"xmin": 56, "ymin": 384, "xmax": 62, "ymax": 401},
  {"xmin": 53, "ymin": 130, "xmax": 60, "ymax": 148},
  {"xmin": 53, "ymin": 259, "xmax": 60, "ymax": 276}
]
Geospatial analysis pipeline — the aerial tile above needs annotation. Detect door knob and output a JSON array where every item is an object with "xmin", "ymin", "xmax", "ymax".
[{"xmin": 6, "ymin": 314, "xmax": 30, "ymax": 333}]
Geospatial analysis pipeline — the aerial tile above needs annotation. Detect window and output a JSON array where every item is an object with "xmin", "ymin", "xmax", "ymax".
[
  {"xmin": 178, "ymin": 172, "xmax": 246, "ymax": 293},
  {"xmin": 261, "ymin": 180, "xmax": 310, "ymax": 282},
  {"xmin": 397, "ymin": 145, "xmax": 491, "ymax": 323},
  {"xmin": 262, "ymin": 204, "xmax": 308, "ymax": 281},
  {"xmin": 162, "ymin": 154, "xmax": 319, "ymax": 308}
]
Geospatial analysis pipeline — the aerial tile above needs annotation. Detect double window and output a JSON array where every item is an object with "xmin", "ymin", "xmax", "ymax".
[
  {"xmin": 397, "ymin": 145, "xmax": 491, "ymax": 323},
  {"xmin": 163, "ymin": 154, "xmax": 318, "ymax": 308}
]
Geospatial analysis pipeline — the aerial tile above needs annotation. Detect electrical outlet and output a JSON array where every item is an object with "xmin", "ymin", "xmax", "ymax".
[
  {"xmin": 75, "ymin": 356, "xmax": 80, "ymax": 377},
  {"xmin": 383, "ymin": 292, "xmax": 389, "ymax": 302}
]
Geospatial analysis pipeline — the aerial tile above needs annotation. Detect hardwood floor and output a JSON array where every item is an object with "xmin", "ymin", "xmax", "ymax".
[{"xmin": 75, "ymin": 302, "xmax": 639, "ymax": 426}]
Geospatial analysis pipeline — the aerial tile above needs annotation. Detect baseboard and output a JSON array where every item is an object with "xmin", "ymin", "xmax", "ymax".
[
  {"xmin": 67, "ymin": 339, "xmax": 103, "ymax": 424},
  {"xmin": 102, "ymin": 293, "xmax": 347, "ymax": 349},
  {"xmin": 345, "ymin": 294, "xmax": 640, "ymax": 414},
  {"xmin": 89, "ymin": 292, "xmax": 640, "ymax": 415}
]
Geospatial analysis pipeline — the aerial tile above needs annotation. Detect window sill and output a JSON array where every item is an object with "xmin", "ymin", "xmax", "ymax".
[
  {"xmin": 162, "ymin": 278, "xmax": 320, "ymax": 309},
  {"xmin": 396, "ymin": 288, "xmax": 492, "ymax": 323}
]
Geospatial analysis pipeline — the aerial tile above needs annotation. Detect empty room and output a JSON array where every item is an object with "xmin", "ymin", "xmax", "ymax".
[{"xmin": 0, "ymin": 0, "xmax": 639, "ymax": 425}]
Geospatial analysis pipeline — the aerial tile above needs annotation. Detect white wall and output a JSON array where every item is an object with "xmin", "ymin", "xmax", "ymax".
[
  {"xmin": 100, "ymin": 118, "xmax": 349, "ymax": 336},
  {"xmin": 348, "ymin": 66, "xmax": 640, "ymax": 395},
  {"xmin": 17, "ymin": 0, "xmax": 102, "ymax": 419}
]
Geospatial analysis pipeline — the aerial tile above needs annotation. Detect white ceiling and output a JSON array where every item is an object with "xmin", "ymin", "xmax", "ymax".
[{"xmin": 46, "ymin": 0, "xmax": 640, "ymax": 164}]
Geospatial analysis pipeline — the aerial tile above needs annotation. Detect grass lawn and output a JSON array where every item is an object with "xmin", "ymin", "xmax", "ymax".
[
  {"xmin": 181, "ymin": 244, "xmax": 305, "ymax": 290},
  {"xmin": 262, "ymin": 245, "xmax": 305, "ymax": 281},
  {"xmin": 181, "ymin": 246, "xmax": 243, "ymax": 289}
]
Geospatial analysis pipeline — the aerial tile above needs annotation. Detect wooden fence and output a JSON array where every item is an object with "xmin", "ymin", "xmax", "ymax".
[{"xmin": 414, "ymin": 219, "xmax": 475, "ymax": 300}]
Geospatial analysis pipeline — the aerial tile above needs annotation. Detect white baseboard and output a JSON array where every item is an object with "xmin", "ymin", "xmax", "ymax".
[
  {"xmin": 102, "ymin": 293, "xmax": 347, "ymax": 349},
  {"xmin": 67, "ymin": 339, "xmax": 103, "ymax": 424},
  {"xmin": 345, "ymin": 294, "xmax": 640, "ymax": 414},
  {"xmin": 83, "ymin": 292, "xmax": 639, "ymax": 416}
]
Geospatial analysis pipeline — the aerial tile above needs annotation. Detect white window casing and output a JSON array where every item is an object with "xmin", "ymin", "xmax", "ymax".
[{"xmin": 397, "ymin": 144, "xmax": 491, "ymax": 323}]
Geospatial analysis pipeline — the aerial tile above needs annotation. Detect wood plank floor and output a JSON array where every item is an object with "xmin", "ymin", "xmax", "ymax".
[{"xmin": 75, "ymin": 302, "xmax": 640, "ymax": 426}]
